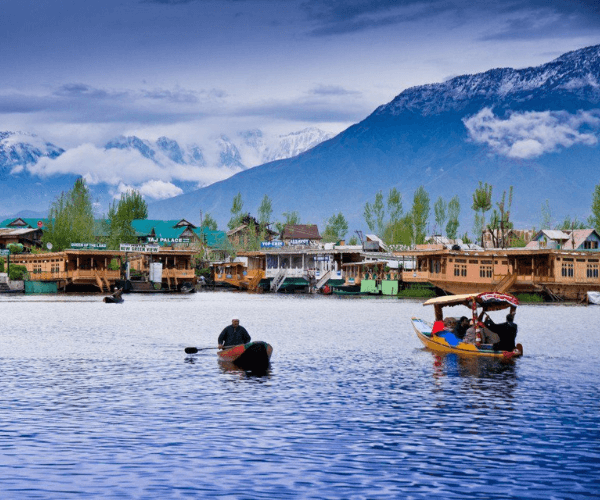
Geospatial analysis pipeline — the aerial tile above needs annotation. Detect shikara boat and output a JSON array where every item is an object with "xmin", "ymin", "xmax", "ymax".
[
  {"xmin": 411, "ymin": 292, "xmax": 523, "ymax": 358},
  {"xmin": 218, "ymin": 341, "xmax": 273, "ymax": 371}
]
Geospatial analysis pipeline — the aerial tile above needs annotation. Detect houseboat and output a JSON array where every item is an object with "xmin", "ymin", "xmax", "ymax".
[
  {"xmin": 7, "ymin": 248, "xmax": 196, "ymax": 292},
  {"xmin": 398, "ymin": 247, "xmax": 600, "ymax": 301},
  {"xmin": 341, "ymin": 260, "xmax": 402, "ymax": 295}
]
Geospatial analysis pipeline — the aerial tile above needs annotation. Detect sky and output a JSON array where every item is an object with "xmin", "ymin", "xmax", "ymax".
[{"xmin": 1, "ymin": 0, "xmax": 600, "ymax": 202}]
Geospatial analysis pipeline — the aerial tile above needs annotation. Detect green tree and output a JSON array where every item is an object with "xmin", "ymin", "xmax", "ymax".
[
  {"xmin": 227, "ymin": 192, "xmax": 244, "ymax": 230},
  {"xmin": 588, "ymin": 183, "xmax": 600, "ymax": 232},
  {"xmin": 558, "ymin": 216, "xmax": 586, "ymax": 230},
  {"xmin": 201, "ymin": 213, "xmax": 218, "ymax": 231},
  {"xmin": 258, "ymin": 194, "xmax": 273, "ymax": 226},
  {"xmin": 471, "ymin": 181, "xmax": 493, "ymax": 245},
  {"xmin": 434, "ymin": 197, "xmax": 447, "ymax": 235},
  {"xmin": 387, "ymin": 188, "xmax": 403, "ymax": 243},
  {"xmin": 348, "ymin": 235, "xmax": 359, "ymax": 245},
  {"xmin": 445, "ymin": 196, "xmax": 460, "ymax": 240},
  {"xmin": 363, "ymin": 191, "xmax": 385, "ymax": 237},
  {"xmin": 540, "ymin": 200, "xmax": 553, "ymax": 230},
  {"xmin": 487, "ymin": 186, "xmax": 513, "ymax": 248},
  {"xmin": 275, "ymin": 211, "xmax": 300, "ymax": 234},
  {"xmin": 107, "ymin": 190, "xmax": 148, "ymax": 249},
  {"xmin": 322, "ymin": 212, "xmax": 348, "ymax": 242},
  {"xmin": 42, "ymin": 178, "xmax": 95, "ymax": 251},
  {"xmin": 411, "ymin": 186, "xmax": 430, "ymax": 245}
]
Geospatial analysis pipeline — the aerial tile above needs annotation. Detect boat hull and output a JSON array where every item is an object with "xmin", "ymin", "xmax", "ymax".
[
  {"xmin": 218, "ymin": 341, "xmax": 273, "ymax": 371},
  {"xmin": 411, "ymin": 318, "xmax": 522, "ymax": 358}
]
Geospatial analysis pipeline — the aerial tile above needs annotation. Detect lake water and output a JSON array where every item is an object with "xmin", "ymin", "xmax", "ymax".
[{"xmin": 0, "ymin": 291, "xmax": 599, "ymax": 499}]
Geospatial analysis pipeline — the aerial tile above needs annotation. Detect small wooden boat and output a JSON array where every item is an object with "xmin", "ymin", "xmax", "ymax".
[
  {"xmin": 103, "ymin": 295, "xmax": 124, "ymax": 303},
  {"xmin": 218, "ymin": 341, "xmax": 273, "ymax": 371},
  {"xmin": 412, "ymin": 292, "xmax": 523, "ymax": 359}
]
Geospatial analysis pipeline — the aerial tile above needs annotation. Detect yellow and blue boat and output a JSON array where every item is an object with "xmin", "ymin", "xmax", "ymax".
[{"xmin": 411, "ymin": 292, "xmax": 523, "ymax": 358}]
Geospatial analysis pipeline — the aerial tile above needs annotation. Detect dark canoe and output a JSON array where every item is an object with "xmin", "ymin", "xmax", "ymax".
[
  {"xmin": 218, "ymin": 341, "xmax": 273, "ymax": 371},
  {"xmin": 103, "ymin": 295, "xmax": 124, "ymax": 303}
]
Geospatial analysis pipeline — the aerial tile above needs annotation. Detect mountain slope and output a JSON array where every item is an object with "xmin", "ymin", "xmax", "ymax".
[{"xmin": 148, "ymin": 44, "xmax": 600, "ymax": 233}]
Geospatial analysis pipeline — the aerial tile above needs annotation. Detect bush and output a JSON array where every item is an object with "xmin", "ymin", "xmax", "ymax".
[
  {"xmin": 0, "ymin": 258, "xmax": 4, "ymax": 273},
  {"xmin": 8, "ymin": 264, "xmax": 28, "ymax": 281},
  {"xmin": 515, "ymin": 293, "xmax": 544, "ymax": 303},
  {"xmin": 397, "ymin": 286, "xmax": 436, "ymax": 298},
  {"xmin": 108, "ymin": 258, "xmax": 120, "ymax": 271}
]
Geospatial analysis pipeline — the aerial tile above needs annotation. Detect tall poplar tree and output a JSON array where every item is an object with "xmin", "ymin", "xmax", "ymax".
[
  {"xmin": 107, "ymin": 190, "xmax": 148, "ymax": 248},
  {"xmin": 411, "ymin": 186, "xmax": 430, "ymax": 245},
  {"xmin": 589, "ymin": 183, "xmax": 600, "ymax": 232},
  {"xmin": 42, "ymin": 178, "xmax": 95, "ymax": 251}
]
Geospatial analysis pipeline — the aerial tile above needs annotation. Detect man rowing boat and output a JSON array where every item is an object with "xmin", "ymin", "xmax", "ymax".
[{"xmin": 218, "ymin": 318, "xmax": 251, "ymax": 348}]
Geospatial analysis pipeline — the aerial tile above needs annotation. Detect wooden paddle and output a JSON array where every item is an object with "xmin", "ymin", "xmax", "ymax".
[
  {"xmin": 184, "ymin": 346, "xmax": 220, "ymax": 354},
  {"xmin": 184, "ymin": 344, "xmax": 244, "ymax": 354}
]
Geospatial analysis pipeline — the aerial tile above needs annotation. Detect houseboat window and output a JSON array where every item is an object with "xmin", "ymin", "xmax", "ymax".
[
  {"xmin": 479, "ymin": 265, "xmax": 493, "ymax": 278},
  {"xmin": 589, "ymin": 259, "xmax": 599, "ymax": 263},
  {"xmin": 576, "ymin": 259, "xmax": 585, "ymax": 262},
  {"xmin": 587, "ymin": 264, "xmax": 599, "ymax": 279},
  {"xmin": 561, "ymin": 262, "xmax": 574, "ymax": 278},
  {"xmin": 584, "ymin": 241, "xmax": 599, "ymax": 249},
  {"xmin": 469, "ymin": 259, "xmax": 478, "ymax": 264},
  {"xmin": 502, "ymin": 261, "xmax": 508, "ymax": 265},
  {"xmin": 454, "ymin": 264, "xmax": 467, "ymax": 277},
  {"xmin": 267, "ymin": 256, "xmax": 278, "ymax": 269},
  {"xmin": 455, "ymin": 258, "xmax": 466, "ymax": 263}
]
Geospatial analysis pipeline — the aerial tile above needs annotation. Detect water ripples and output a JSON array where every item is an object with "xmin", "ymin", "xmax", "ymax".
[{"xmin": 0, "ymin": 293, "xmax": 599, "ymax": 498}]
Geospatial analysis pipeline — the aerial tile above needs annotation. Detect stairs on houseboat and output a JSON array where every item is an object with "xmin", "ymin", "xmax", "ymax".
[{"xmin": 271, "ymin": 269, "xmax": 287, "ymax": 292}]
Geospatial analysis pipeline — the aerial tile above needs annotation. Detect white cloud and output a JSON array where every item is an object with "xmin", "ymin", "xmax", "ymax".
[
  {"xmin": 463, "ymin": 108, "xmax": 600, "ymax": 159},
  {"xmin": 136, "ymin": 180, "xmax": 184, "ymax": 200},
  {"xmin": 28, "ymin": 143, "xmax": 242, "ymax": 190}
]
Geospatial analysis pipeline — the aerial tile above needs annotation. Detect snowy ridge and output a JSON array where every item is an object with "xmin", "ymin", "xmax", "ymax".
[
  {"xmin": 377, "ymin": 44, "xmax": 600, "ymax": 116},
  {"xmin": 0, "ymin": 131, "xmax": 64, "ymax": 173}
]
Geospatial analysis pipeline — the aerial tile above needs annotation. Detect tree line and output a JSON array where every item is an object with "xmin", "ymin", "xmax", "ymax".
[{"xmin": 36, "ymin": 178, "xmax": 600, "ymax": 253}]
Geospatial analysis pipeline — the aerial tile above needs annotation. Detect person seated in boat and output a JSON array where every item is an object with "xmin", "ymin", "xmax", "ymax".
[
  {"xmin": 484, "ymin": 313, "xmax": 518, "ymax": 351},
  {"xmin": 218, "ymin": 318, "xmax": 251, "ymax": 348},
  {"xmin": 435, "ymin": 317, "xmax": 462, "ymax": 346},
  {"xmin": 111, "ymin": 287, "xmax": 123, "ymax": 300},
  {"xmin": 453, "ymin": 316, "xmax": 470, "ymax": 340},
  {"xmin": 463, "ymin": 319, "xmax": 499, "ymax": 345}
]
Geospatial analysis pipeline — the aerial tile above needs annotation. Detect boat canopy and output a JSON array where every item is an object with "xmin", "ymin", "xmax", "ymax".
[
  {"xmin": 424, "ymin": 292, "xmax": 518, "ymax": 309},
  {"xmin": 424, "ymin": 292, "xmax": 519, "ymax": 320}
]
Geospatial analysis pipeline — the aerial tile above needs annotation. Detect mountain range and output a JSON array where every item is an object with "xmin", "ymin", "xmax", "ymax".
[
  {"xmin": 147, "ymin": 44, "xmax": 600, "ymax": 234},
  {"xmin": 3, "ymin": 44, "xmax": 600, "ymax": 236},
  {"xmin": 0, "ymin": 127, "xmax": 333, "ymax": 220}
]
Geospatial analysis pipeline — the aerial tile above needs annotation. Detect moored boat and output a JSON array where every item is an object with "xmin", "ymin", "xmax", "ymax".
[
  {"xmin": 218, "ymin": 341, "xmax": 273, "ymax": 371},
  {"xmin": 412, "ymin": 292, "xmax": 523, "ymax": 358}
]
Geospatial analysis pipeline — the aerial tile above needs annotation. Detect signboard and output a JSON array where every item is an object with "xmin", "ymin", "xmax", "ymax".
[
  {"xmin": 289, "ymin": 239, "xmax": 310, "ymax": 246},
  {"xmin": 147, "ymin": 237, "xmax": 190, "ymax": 244},
  {"xmin": 37, "ymin": 220, "xmax": 43, "ymax": 228},
  {"xmin": 0, "ymin": 249, "xmax": 10, "ymax": 256},
  {"xmin": 120, "ymin": 244, "xmax": 160, "ymax": 253},
  {"xmin": 314, "ymin": 256, "xmax": 330, "ymax": 261},
  {"xmin": 260, "ymin": 241, "xmax": 284, "ymax": 248},
  {"xmin": 71, "ymin": 243, "xmax": 107, "ymax": 250}
]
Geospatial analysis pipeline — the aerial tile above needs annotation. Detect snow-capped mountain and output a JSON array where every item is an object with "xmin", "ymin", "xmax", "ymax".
[
  {"xmin": 148, "ymin": 44, "xmax": 600, "ymax": 232},
  {"xmin": 0, "ymin": 131, "xmax": 64, "ymax": 174},
  {"xmin": 0, "ymin": 127, "xmax": 332, "ymax": 217},
  {"xmin": 104, "ymin": 128, "xmax": 333, "ymax": 171}
]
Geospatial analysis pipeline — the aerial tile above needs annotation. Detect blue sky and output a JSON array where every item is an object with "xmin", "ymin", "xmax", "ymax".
[{"xmin": 1, "ymin": 0, "xmax": 599, "ymax": 201}]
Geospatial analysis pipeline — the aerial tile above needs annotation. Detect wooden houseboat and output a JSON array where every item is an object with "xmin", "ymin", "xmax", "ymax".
[
  {"xmin": 398, "ymin": 248, "xmax": 600, "ymax": 301},
  {"xmin": 213, "ymin": 255, "xmax": 266, "ymax": 291},
  {"xmin": 7, "ymin": 248, "xmax": 196, "ymax": 292},
  {"xmin": 341, "ymin": 260, "xmax": 401, "ymax": 295}
]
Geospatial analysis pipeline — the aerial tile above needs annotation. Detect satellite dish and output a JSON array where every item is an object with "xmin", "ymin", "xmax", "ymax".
[{"xmin": 47, "ymin": 242, "xmax": 53, "ymax": 250}]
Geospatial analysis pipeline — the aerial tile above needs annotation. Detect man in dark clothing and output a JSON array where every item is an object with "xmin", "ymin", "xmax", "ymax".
[
  {"xmin": 218, "ymin": 319, "xmax": 251, "ymax": 348},
  {"xmin": 453, "ymin": 316, "xmax": 470, "ymax": 340},
  {"xmin": 485, "ymin": 313, "xmax": 518, "ymax": 351}
]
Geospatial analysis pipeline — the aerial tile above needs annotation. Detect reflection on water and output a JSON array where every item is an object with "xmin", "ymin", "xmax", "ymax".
[{"xmin": 0, "ymin": 292, "xmax": 599, "ymax": 499}]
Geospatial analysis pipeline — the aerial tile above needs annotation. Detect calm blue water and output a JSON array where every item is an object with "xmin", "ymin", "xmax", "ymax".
[{"xmin": 0, "ymin": 291, "xmax": 599, "ymax": 499}]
